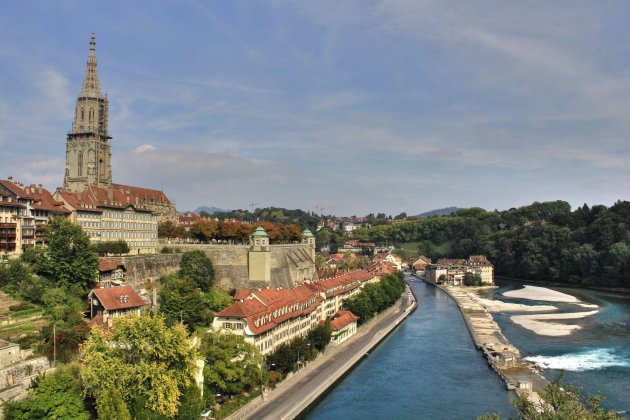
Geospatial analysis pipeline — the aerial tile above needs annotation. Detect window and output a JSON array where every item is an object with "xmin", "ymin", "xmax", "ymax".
[{"xmin": 78, "ymin": 152, "xmax": 83, "ymax": 176}]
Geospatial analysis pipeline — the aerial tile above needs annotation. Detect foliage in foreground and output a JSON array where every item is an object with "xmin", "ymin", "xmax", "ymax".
[
  {"xmin": 80, "ymin": 314, "xmax": 197, "ymax": 417},
  {"xmin": 4, "ymin": 368, "xmax": 89, "ymax": 419},
  {"xmin": 200, "ymin": 331, "xmax": 265, "ymax": 401},
  {"xmin": 265, "ymin": 322, "xmax": 332, "ymax": 375},
  {"xmin": 479, "ymin": 375, "xmax": 622, "ymax": 420}
]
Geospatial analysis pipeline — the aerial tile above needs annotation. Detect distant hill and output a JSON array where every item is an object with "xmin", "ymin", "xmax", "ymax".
[
  {"xmin": 195, "ymin": 206, "xmax": 230, "ymax": 215},
  {"xmin": 416, "ymin": 207, "xmax": 458, "ymax": 218}
]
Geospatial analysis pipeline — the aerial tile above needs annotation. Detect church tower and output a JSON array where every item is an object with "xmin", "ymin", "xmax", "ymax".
[{"xmin": 63, "ymin": 34, "xmax": 112, "ymax": 193}]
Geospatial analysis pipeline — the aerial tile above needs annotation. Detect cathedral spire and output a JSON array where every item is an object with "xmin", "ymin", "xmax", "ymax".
[{"xmin": 80, "ymin": 33, "xmax": 101, "ymax": 98}]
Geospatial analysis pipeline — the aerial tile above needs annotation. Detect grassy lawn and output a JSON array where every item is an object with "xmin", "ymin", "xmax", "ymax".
[{"xmin": 397, "ymin": 240, "xmax": 454, "ymax": 259}]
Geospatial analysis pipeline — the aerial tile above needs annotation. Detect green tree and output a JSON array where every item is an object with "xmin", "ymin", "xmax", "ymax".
[
  {"xmin": 179, "ymin": 250, "xmax": 214, "ymax": 291},
  {"xmin": 481, "ymin": 376, "xmax": 622, "ymax": 420},
  {"xmin": 42, "ymin": 217, "xmax": 98, "ymax": 293},
  {"xmin": 203, "ymin": 289, "xmax": 233, "ymax": 312},
  {"xmin": 463, "ymin": 272, "xmax": 483, "ymax": 287},
  {"xmin": 97, "ymin": 387, "xmax": 131, "ymax": 420},
  {"xmin": 201, "ymin": 331, "xmax": 264, "ymax": 397},
  {"xmin": 81, "ymin": 314, "xmax": 198, "ymax": 417},
  {"xmin": 158, "ymin": 274, "xmax": 209, "ymax": 330},
  {"xmin": 4, "ymin": 370, "xmax": 89, "ymax": 419},
  {"xmin": 307, "ymin": 319, "xmax": 332, "ymax": 352}
]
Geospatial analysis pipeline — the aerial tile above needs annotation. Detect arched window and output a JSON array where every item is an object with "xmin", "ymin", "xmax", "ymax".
[
  {"xmin": 89, "ymin": 108, "xmax": 93, "ymax": 123},
  {"xmin": 78, "ymin": 152, "xmax": 83, "ymax": 176},
  {"xmin": 81, "ymin": 109, "xmax": 84, "ymax": 121}
]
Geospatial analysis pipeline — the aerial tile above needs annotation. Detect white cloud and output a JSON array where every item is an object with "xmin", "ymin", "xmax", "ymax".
[{"xmin": 133, "ymin": 144, "xmax": 156, "ymax": 153}]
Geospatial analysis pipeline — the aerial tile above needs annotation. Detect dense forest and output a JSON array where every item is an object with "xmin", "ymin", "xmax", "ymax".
[{"xmin": 350, "ymin": 200, "xmax": 630, "ymax": 288}]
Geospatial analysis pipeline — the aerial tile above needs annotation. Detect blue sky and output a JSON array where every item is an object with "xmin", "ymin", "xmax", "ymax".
[{"xmin": 1, "ymin": 1, "xmax": 630, "ymax": 216}]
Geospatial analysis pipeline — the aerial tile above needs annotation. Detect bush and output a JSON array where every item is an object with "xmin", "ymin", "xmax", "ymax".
[{"xmin": 95, "ymin": 240, "xmax": 130, "ymax": 256}]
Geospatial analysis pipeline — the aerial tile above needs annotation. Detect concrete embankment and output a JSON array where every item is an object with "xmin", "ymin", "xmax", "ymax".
[
  {"xmin": 227, "ymin": 285, "xmax": 417, "ymax": 420},
  {"xmin": 436, "ymin": 283, "xmax": 548, "ymax": 403}
]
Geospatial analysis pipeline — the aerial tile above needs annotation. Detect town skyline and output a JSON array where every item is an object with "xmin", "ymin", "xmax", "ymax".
[{"xmin": 2, "ymin": 2, "xmax": 630, "ymax": 215}]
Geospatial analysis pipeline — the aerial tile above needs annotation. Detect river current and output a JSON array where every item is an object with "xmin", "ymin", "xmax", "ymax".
[{"xmin": 305, "ymin": 276, "xmax": 630, "ymax": 419}]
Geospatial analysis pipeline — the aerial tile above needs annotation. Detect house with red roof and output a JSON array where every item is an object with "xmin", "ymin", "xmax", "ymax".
[
  {"xmin": 98, "ymin": 258, "xmax": 126, "ymax": 284},
  {"xmin": 0, "ymin": 178, "xmax": 70, "ymax": 257},
  {"xmin": 330, "ymin": 310, "xmax": 360, "ymax": 346},
  {"xmin": 88, "ymin": 285, "xmax": 147, "ymax": 328},
  {"xmin": 373, "ymin": 252, "xmax": 403, "ymax": 270}
]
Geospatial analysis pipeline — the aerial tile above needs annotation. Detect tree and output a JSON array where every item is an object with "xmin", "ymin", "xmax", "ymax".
[
  {"xmin": 203, "ymin": 289, "xmax": 233, "ymax": 312},
  {"xmin": 463, "ymin": 272, "xmax": 483, "ymax": 287},
  {"xmin": 484, "ymin": 375, "xmax": 623, "ymax": 420},
  {"xmin": 4, "ymin": 369, "xmax": 89, "ymax": 419},
  {"xmin": 81, "ymin": 314, "xmax": 198, "ymax": 418},
  {"xmin": 42, "ymin": 217, "xmax": 98, "ymax": 293},
  {"xmin": 97, "ymin": 387, "xmax": 132, "ymax": 420},
  {"xmin": 95, "ymin": 240, "xmax": 130, "ymax": 256},
  {"xmin": 189, "ymin": 219, "xmax": 218, "ymax": 242},
  {"xmin": 179, "ymin": 250, "xmax": 214, "ymax": 291},
  {"xmin": 201, "ymin": 331, "xmax": 264, "ymax": 397},
  {"xmin": 307, "ymin": 319, "xmax": 332, "ymax": 352},
  {"xmin": 158, "ymin": 220, "xmax": 186, "ymax": 239},
  {"xmin": 158, "ymin": 274, "xmax": 209, "ymax": 330}
]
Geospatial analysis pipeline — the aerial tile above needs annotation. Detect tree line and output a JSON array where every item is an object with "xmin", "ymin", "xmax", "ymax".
[
  {"xmin": 159, "ymin": 219, "xmax": 304, "ymax": 244},
  {"xmin": 349, "ymin": 200, "xmax": 630, "ymax": 288}
]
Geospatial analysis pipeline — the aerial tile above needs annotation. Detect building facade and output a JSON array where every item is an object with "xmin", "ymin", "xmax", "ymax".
[
  {"xmin": 425, "ymin": 255, "xmax": 494, "ymax": 285},
  {"xmin": 212, "ymin": 268, "xmax": 377, "ymax": 354},
  {"xmin": 0, "ymin": 179, "xmax": 70, "ymax": 258}
]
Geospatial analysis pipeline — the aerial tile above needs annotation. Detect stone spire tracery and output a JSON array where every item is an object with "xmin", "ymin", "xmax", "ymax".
[
  {"xmin": 64, "ymin": 34, "xmax": 113, "ymax": 193},
  {"xmin": 80, "ymin": 34, "xmax": 101, "ymax": 98}
]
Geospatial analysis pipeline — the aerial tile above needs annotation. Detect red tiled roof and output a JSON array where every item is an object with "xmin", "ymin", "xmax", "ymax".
[
  {"xmin": 468, "ymin": 255, "xmax": 492, "ymax": 265},
  {"xmin": 217, "ymin": 284, "xmax": 323, "ymax": 335},
  {"xmin": 23, "ymin": 185, "xmax": 71, "ymax": 214},
  {"xmin": 308, "ymin": 270, "xmax": 374, "ymax": 298},
  {"xmin": 57, "ymin": 185, "xmax": 157, "ymax": 213},
  {"xmin": 0, "ymin": 180, "xmax": 26, "ymax": 197},
  {"xmin": 90, "ymin": 285, "xmax": 146, "ymax": 311},
  {"xmin": 98, "ymin": 258, "xmax": 125, "ymax": 272},
  {"xmin": 112, "ymin": 183, "xmax": 171, "ymax": 205},
  {"xmin": 330, "ymin": 310, "xmax": 359, "ymax": 331}
]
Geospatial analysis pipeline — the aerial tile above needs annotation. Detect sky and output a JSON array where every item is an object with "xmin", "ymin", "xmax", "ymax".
[{"xmin": 1, "ymin": 1, "xmax": 630, "ymax": 216}]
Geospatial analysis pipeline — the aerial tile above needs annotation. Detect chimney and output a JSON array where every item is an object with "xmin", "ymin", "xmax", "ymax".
[{"xmin": 8, "ymin": 176, "xmax": 13, "ymax": 181}]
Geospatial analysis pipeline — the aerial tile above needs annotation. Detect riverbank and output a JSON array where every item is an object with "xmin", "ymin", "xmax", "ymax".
[
  {"xmin": 226, "ymin": 286, "xmax": 417, "ymax": 420},
  {"xmin": 437, "ymin": 284, "xmax": 549, "ymax": 404}
]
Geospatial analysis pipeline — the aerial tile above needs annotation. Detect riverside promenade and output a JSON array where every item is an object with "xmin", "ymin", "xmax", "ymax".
[
  {"xmin": 226, "ymin": 285, "xmax": 417, "ymax": 420},
  {"xmin": 439, "ymin": 284, "xmax": 548, "ymax": 404}
]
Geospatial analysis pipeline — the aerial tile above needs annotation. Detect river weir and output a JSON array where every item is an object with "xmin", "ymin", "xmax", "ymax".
[{"xmin": 439, "ymin": 284, "xmax": 549, "ymax": 404}]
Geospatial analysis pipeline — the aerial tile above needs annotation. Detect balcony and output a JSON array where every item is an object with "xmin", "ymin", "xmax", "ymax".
[{"xmin": 0, "ymin": 223, "xmax": 17, "ymax": 228}]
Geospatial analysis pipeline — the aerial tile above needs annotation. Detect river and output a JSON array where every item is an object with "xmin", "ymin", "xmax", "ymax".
[
  {"xmin": 305, "ymin": 276, "xmax": 515, "ymax": 419},
  {"xmin": 305, "ymin": 276, "xmax": 630, "ymax": 419}
]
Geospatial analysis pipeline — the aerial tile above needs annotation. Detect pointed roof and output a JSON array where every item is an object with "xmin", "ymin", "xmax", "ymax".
[{"xmin": 80, "ymin": 33, "xmax": 101, "ymax": 98}]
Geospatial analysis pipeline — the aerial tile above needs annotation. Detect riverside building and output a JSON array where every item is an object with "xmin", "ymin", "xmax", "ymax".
[
  {"xmin": 425, "ymin": 255, "xmax": 494, "ymax": 285},
  {"xmin": 212, "ymin": 268, "xmax": 379, "ymax": 354}
]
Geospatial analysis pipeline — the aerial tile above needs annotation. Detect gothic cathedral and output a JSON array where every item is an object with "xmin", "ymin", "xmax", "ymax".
[{"xmin": 63, "ymin": 34, "xmax": 113, "ymax": 193}]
